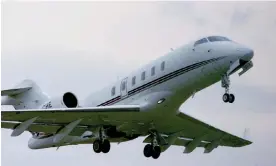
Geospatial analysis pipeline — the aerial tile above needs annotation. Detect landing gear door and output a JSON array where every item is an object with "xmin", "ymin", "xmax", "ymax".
[{"xmin": 120, "ymin": 78, "xmax": 128, "ymax": 98}]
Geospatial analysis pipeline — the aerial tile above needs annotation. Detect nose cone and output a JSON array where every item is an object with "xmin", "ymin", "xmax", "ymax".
[{"xmin": 237, "ymin": 47, "xmax": 254, "ymax": 61}]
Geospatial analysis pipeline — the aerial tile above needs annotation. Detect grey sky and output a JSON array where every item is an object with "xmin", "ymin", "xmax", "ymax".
[{"xmin": 1, "ymin": 1, "xmax": 276, "ymax": 166}]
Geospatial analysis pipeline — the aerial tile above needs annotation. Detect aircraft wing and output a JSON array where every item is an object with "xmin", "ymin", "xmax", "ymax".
[
  {"xmin": 1, "ymin": 105, "xmax": 145, "ymax": 137},
  {"xmin": 2, "ymin": 106, "xmax": 252, "ymax": 153},
  {"xmin": 143, "ymin": 111, "xmax": 252, "ymax": 153}
]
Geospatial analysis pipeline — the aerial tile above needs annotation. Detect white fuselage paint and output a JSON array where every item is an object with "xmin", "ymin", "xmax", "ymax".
[
  {"xmin": 27, "ymin": 38, "xmax": 254, "ymax": 149},
  {"xmin": 84, "ymin": 41, "xmax": 248, "ymax": 113}
]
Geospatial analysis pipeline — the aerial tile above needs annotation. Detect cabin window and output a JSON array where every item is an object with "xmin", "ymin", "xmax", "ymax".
[
  {"xmin": 161, "ymin": 61, "xmax": 165, "ymax": 71},
  {"xmin": 141, "ymin": 71, "xmax": 146, "ymax": 81},
  {"xmin": 132, "ymin": 76, "xmax": 136, "ymax": 86},
  {"xmin": 151, "ymin": 66, "xmax": 155, "ymax": 76},
  {"xmin": 111, "ymin": 86, "xmax": 116, "ymax": 96}
]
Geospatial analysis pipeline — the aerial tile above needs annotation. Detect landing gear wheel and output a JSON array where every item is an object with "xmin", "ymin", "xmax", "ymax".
[
  {"xmin": 93, "ymin": 140, "xmax": 102, "ymax": 153},
  {"xmin": 229, "ymin": 94, "xmax": 235, "ymax": 103},
  {"xmin": 151, "ymin": 146, "xmax": 161, "ymax": 159},
  {"xmin": 143, "ymin": 144, "xmax": 152, "ymax": 158},
  {"xmin": 223, "ymin": 93, "xmax": 229, "ymax": 103},
  {"xmin": 101, "ymin": 139, "xmax": 111, "ymax": 153}
]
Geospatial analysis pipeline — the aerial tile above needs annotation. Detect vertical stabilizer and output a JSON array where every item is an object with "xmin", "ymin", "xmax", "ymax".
[{"xmin": 1, "ymin": 79, "xmax": 49, "ymax": 109}]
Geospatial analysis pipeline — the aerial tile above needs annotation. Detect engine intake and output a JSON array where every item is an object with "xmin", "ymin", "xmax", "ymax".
[
  {"xmin": 48, "ymin": 92, "xmax": 79, "ymax": 109},
  {"xmin": 63, "ymin": 92, "xmax": 78, "ymax": 108}
]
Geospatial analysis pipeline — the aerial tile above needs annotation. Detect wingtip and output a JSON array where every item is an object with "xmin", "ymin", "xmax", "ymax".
[{"xmin": 246, "ymin": 140, "xmax": 253, "ymax": 145}]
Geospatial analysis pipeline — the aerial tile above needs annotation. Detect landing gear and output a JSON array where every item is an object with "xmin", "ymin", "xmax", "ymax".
[
  {"xmin": 143, "ymin": 131, "xmax": 161, "ymax": 159},
  {"xmin": 93, "ymin": 139, "xmax": 102, "ymax": 153},
  {"xmin": 143, "ymin": 144, "xmax": 152, "ymax": 158},
  {"xmin": 93, "ymin": 139, "xmax": 111, "ymax": 153},
  {"xmin": 101, "ymin": 139, "xmax": 111, "ymax": 153},
  {"xmin": 221, "ymin": 74, "xmax": 235, "ymax": 103},
  {"xmin": 92, "ymin": 127, "xmax": 111, "ymax": 153},
  {"xmin": 222, "ymin": 93, "xmax": 235, "ymax": 103},
  {"xmin": 143, "ymin": 144, "xmax": 161, "ymax": 159},
  {"xmin": 152, "ymin": 146, "xmax": 161, "ymax": 159}
]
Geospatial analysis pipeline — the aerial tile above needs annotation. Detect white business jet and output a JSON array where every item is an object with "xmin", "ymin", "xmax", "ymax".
[{"xmin": 1, "ymin": 36, "xmax": 254, "ymax": 159}]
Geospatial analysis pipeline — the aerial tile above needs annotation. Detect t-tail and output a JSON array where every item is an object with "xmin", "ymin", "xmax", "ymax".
[{"xmin": 1, "ymin": 79, "xmax": 50, "ymax": 110}]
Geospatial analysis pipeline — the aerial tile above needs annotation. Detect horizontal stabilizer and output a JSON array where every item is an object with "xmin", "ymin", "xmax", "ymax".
[
  {"xmin": 1, "ymin": 87, "xmax": 32, "ymax": 96},
  {"xmin": 1, "ymin": 79, "xmax": 49, "ymax": 110},
  {"xmin": 1, "ymin": 79, "xmax": 35, "ymax": 96}
]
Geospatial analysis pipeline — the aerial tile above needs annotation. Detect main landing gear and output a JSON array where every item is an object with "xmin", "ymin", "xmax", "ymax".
[
  {"xmin": 93, "ymin": 139, "xmax": 110, "ymax": 153},
  {"xmin": 144, "ymin": 144, "xmax": 161, "ymax": 159},
  {"xmin": 143, "ymin": 132, "xmax": 161, "ymax": 159},
  {"xmin": 221, "ymin": 74, "xmax": 235, "ymax": 103},
  {"xmin": 92, "ymin": 127, "xmax": 111, "ymax": 153}
]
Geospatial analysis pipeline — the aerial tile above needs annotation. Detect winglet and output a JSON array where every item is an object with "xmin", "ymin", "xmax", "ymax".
[{"xmin": 243, "ymin": 128, "xmax": 250, "ymax": 140}]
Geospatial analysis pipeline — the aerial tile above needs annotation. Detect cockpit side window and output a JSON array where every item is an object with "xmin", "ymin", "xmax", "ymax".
[
  {"xmin": 194, "ymin": 38, "xmax": 208, "ymax": 47},
  {"xmin": 207, "ymin": 36, "xmax": 231, "ymax": 42}
]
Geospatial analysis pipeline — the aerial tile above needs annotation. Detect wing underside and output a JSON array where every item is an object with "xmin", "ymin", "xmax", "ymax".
[
  {"xmin": 1, "ymin": 106, "xmax": 252, "ymax": 153},
  {"xmin": 143, "ymin": 112, "xmax": 252, "ymax": 153}
]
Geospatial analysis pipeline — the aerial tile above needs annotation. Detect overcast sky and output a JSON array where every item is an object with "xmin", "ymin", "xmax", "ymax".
[{"xmin": 1, "ymin": 1, "xmax": 276, "ymax": 166}]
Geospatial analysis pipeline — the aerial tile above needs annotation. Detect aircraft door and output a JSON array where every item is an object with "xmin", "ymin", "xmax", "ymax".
[{"xmin": 120, "ymin": 78, "xmax": 128, "ymax": 98}]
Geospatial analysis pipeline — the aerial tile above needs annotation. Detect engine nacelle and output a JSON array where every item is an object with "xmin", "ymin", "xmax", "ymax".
[{"xmin": 42, "ymin": 92, "xmax": 79, "ymax": 109}]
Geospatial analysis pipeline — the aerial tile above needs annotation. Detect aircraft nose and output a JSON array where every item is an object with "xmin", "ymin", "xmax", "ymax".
[{"xmin": 236, "ymin": 47, "xmax": 254, "ymax": 61}]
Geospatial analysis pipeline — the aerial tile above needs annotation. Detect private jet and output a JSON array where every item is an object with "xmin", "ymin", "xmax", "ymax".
[{"xmin": 1, "ymin": 35, "xmax": 254, "ymax": 159}]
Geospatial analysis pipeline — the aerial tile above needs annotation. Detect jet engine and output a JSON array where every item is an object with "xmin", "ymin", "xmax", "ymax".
[{"xmin": 44, "ymin": 92, "xmax": 79, "ymax": 109}]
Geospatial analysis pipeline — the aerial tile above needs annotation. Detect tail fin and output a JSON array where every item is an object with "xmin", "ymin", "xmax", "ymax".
[{"xmin": 1, "ymin": 79, "xmax": 49, "ymax": 109}]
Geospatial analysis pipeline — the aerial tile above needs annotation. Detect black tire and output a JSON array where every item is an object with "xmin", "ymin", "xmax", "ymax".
[
  {"xmin": 229, "ymin": 94, "xmax": 235, "ymax": 103},
  {"xmin": 152, "ymin": 146, "xmax": 161, "ymax": 159},
  {"xmin": 101, "ymin": 139, "xmax": 111, "ymax": 153},
  {"xmin": 143, "ymin": 144, "xmax": 152, "ymax": 158},
  {"xmin": 93, "ymin": 140, "xmax": 102, "ymax": 153},
  {"xmin": 223, "ymin": 93, "xmax": 229, "ymax": 103}
]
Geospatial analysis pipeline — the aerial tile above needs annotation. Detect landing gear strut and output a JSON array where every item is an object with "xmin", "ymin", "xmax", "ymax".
[
  {"xmin": 143, "ymin": 132, "xmax": 161, "ymax": 159},
  {"xmin": 221, "ymin": 74, "xmax": 235, "ymax": 103},
  {"xmin": 92, "ymin": 127, "xmax": 111, "ymax": 153}
]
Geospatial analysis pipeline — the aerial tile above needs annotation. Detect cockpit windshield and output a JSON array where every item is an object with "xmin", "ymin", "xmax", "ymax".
[
  {"xmin": 194, "ymin": 38, "xmax": 208, "ymax": 47},
  {"xmin": 207, "ymin": 36, "xmax": 231, "ymax": 42},
  {"xmin": 194, "ymin": 36, "xmax": 231, "ymax": 47}
]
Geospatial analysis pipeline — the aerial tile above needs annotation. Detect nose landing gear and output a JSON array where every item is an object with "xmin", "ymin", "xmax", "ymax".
[
  {"xmin": 222, "ymin": 93, "xmax": 235, "ymax": 103},
  {"xmin": 221, "ymin": 74, "xmax": 235, "ymax": 103}
]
